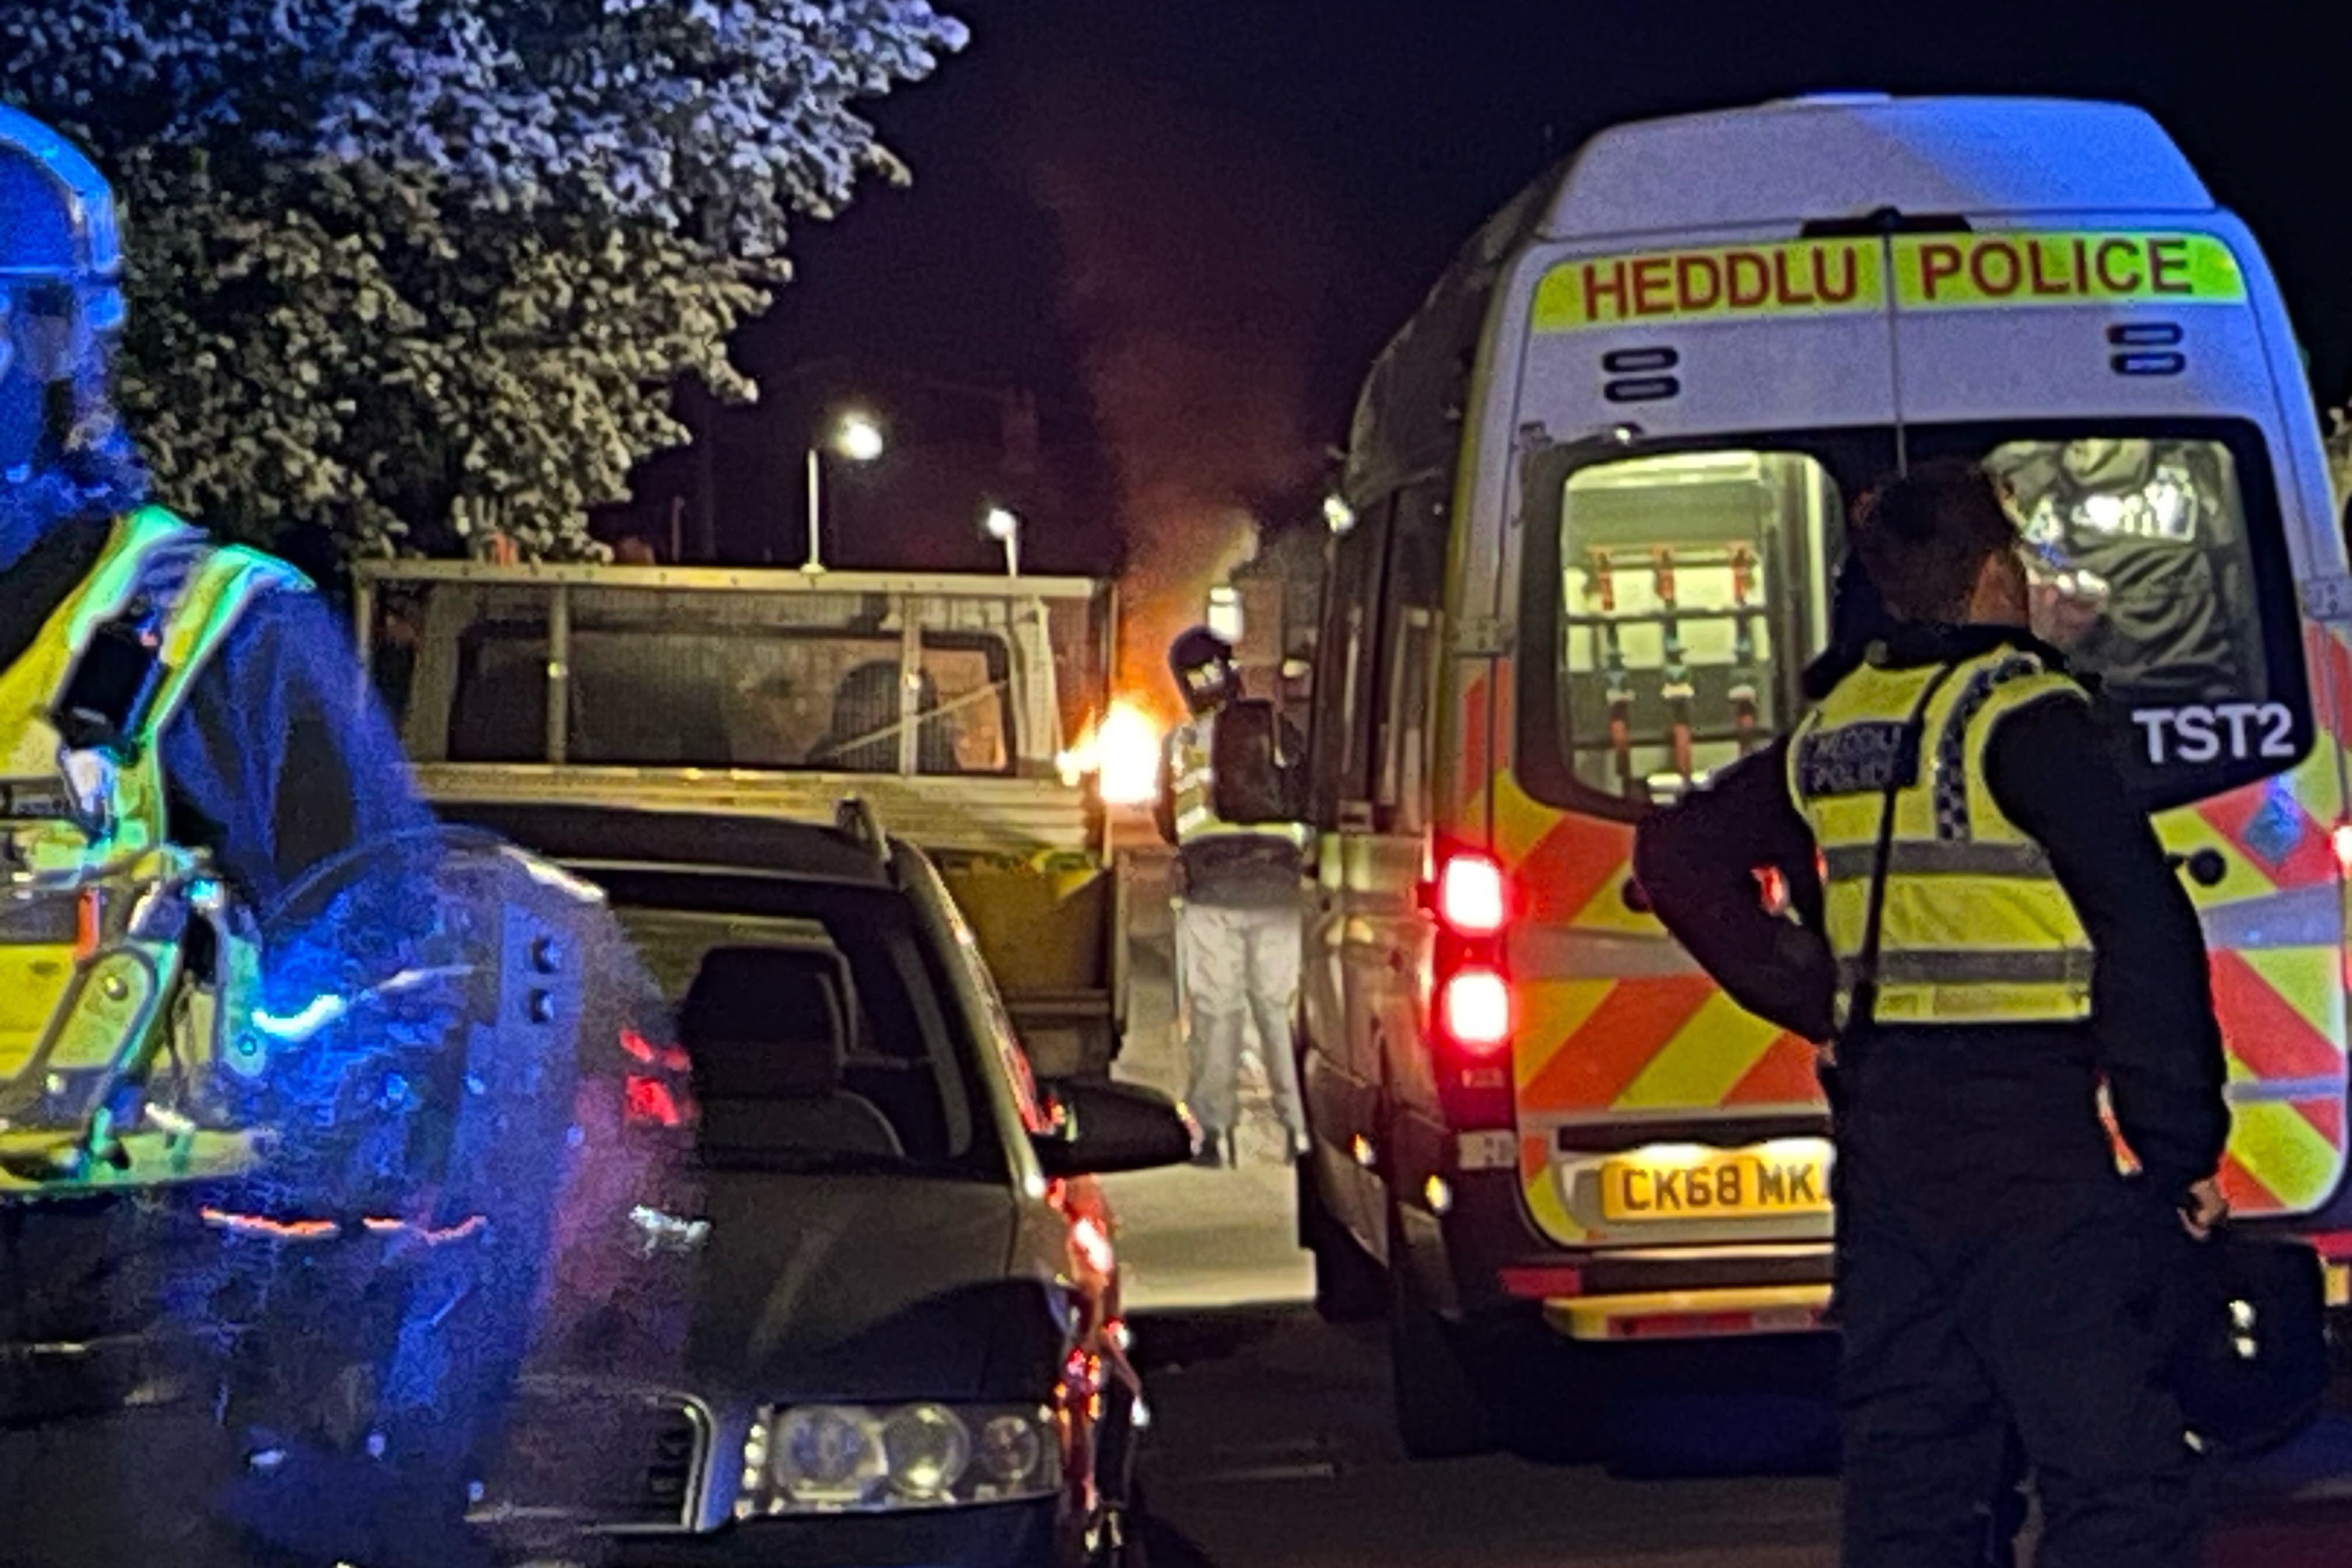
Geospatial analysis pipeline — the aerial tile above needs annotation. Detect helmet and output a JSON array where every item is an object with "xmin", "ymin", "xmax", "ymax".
[
  {"xmin": 0, "ymin": 107, "xmax": 123, "ymax": 388},
  {"xmin": 0, "ymin": 106, "xmax": 138, "ymax": 538},
  {"xmin": 2061, "ymin": 438, "xmax": 2157, "ymax": 492},
  {"xmin": 1168, "ymin": 625, "xmax": 1234, "ymax": 715}
]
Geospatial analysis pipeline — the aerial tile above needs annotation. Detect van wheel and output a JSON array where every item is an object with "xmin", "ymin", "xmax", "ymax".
[
  {"xmin": 1299, "ymin": 1155, "xmax": 1384, "ymax": 1323},
  {"xmin": 1387, "ymin": 1208, "xmax": 1500, "ymax": 1459}
]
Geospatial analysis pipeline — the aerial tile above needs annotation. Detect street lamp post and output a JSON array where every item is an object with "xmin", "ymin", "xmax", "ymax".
[
  {"xmin": 982, "ymin": 504, "xmax": 1022, "ymax": 579},
  {"xmin": 804, "ymin": 410, "xmax": 886, "ymax": 573}
]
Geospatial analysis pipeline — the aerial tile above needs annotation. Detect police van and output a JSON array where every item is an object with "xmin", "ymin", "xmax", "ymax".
[{"xmin": 1298, "ymin": 93, "xmax": 2352, "ymax": 1455}]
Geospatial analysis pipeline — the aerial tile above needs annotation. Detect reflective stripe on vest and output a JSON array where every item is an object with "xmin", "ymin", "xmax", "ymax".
[
  {"xmin": 0, "ymin": 508, "xmax": 299, "ymax": 1087},
  {"xmin": 1788, "ymin": 643, "xmax": 2096, "ymax": 1027},
  {"xmin": 1167, "ymin": 719, "xmax": 1314, "ymax": 852}
]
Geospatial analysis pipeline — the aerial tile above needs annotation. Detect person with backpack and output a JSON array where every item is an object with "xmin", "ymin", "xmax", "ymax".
[{"xmin": 1155, "ymin": 625, "xmax": 1313, "ymax": 1167}]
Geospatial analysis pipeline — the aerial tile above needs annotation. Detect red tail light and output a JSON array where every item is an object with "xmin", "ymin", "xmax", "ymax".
[
  {"xmin": 1440, "ymin": 967, "xmax": 1513, "ymax": 1054},
  {"xmin": 1435, "ymin": 853, "xmax": 1510, "ymax": 936},
  {"xmin": 1424, "ymin": 847, "xmax": 1520, "ymax": 1129},
  {"xmin": 624, "ymin": 1074, "xmax": 684, "ymax": 1128}
]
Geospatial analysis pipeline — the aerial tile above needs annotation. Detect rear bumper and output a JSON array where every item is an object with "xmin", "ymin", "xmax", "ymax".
[
  {"xmin": 1542, "ymin": 1282, "xmax": 1832, "ymax": 1342},
  {"xmin": 1396, "ymin": 1154, "xmax": 1838, "ymax": 1342}
]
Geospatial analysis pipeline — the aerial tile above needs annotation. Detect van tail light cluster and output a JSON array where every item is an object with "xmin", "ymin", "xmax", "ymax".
[
  {"xmin": 1436, "ymin": 854, "xmax": 1510, "ymax": 937},
  {"xmin": 1440, "ymin": 968, "xmax": 1514, "ymax": 1053},
  {"xmin": 1423, "ymin": 847, "xmax": 1518, "ymax": 1130}
]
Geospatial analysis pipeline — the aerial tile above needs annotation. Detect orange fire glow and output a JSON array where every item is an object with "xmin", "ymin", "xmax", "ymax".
[{"xmin": 1059, "ymin": 698, "xmax": 1164, "ymax": 806}]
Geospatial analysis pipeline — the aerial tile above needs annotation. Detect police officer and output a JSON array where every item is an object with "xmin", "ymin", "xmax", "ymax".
[
  {"xmin": 1635, "ymin": 460, "xmax": 2226, "ymax": 1568},
  {"xmin": 0, "ymin": 108, "xmax": 475, "ymax": 1566},
  {"xmin": 1154, "ymin": 626, "xmax": 1312, "ymax": 1167}
]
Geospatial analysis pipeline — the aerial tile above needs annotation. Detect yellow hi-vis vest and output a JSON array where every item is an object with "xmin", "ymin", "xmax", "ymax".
[
  {"xmin": 0, "ymin": 507, "xmax": 298, "ymax": 1191},
  {"xmin": 1167, "ymin": 715, "xmax": 1314, "ymax": 853},
  {"xmin": 1787, "ymin": 642, "xmax": 2096, "ymax": 1028}
]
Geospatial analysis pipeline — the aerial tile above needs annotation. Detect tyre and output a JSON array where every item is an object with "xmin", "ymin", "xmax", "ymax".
[
  {"xmin": 1298, "ymin": 1154, "xmax": 1385, "ymax": 1323},
  {"xmin": 1386, "ymin": 1206, "xmax": 1501, "ymax": 1459}
]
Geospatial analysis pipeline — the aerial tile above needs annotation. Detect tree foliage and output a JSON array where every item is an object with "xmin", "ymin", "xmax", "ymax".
[{"xmin": 1, "ymin": 2, "xmax": 966, "ymax": 560}]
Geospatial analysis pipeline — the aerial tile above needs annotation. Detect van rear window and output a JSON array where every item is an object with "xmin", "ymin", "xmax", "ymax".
[
  {"xmin": 1538, "ymin": 449, "xmax": 1848, "ymax": 803},
  {"xmin": 1517, "ymin": 421, "xmax": 2312, "ymax": 816},
  {"xmin": 1935, "ymin": 425, "xmax": 2310, "ymax": 806},
  {"xmin": 1986, "ymin": 438, "xmax": 2262, "ymax": 704}
]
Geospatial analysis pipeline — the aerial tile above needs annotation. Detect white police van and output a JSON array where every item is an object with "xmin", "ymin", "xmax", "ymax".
[{"xmin": 1305, "ymin": 92, "xmax": 2352, "ymax": 1455}]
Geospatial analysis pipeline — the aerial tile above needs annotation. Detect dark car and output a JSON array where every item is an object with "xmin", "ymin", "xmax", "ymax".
[{"xmin": 450, "ymin": 799, "xmax": 1192, "ymax": 1568}]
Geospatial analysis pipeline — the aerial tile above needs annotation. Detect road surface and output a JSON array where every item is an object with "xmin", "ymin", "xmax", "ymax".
[
  {"xmin": 1103, "ymin": 860, "xmax": 2352, "ymax": 1564},
  {"xmin": 1125, "ymin": 1304, "xmax": 2352, "ymax": 1567}
]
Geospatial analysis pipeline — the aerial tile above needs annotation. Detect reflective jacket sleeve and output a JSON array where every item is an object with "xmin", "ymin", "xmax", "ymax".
[
  {"xmin": 1631, "ymin": 740, "xmax": 1838, "ymax": 1044},
  {"xmin": 162, "ymin": 585, "xmax": 435, "ymax": 923},
  {"xmin": 1985, "ymin": 694, "xmax": 2230, "ymax": 1198}
]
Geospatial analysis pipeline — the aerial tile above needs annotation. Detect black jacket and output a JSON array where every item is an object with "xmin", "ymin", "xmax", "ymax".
[{"xmin": 1634, "ymin": 622, "xmax": 2229, "ymax": 1202}]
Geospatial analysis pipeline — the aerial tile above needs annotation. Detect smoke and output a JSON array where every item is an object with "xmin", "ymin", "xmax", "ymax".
[{"xmin": 1020, "ymin": 72, "xmax": 1336, "ymax": 720}]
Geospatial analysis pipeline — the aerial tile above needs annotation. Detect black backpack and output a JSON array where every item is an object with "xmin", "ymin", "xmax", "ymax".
[{"xmin": 1208, "ymin": 698, "xmax": 1306, "ymax": 825}]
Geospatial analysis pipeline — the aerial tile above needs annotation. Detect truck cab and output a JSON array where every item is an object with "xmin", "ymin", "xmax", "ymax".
[{"xmin": 355, "ymin": 560, "xmax": 1132, "ymax": 1079}]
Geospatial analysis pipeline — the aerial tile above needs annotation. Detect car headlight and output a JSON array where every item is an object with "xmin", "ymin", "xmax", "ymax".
[{"xmin": 740, "ymin": 1403, "xmax": 1061, "ymax": 1517}]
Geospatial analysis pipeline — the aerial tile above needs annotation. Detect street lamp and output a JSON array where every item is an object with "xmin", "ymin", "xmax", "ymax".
[
  {"xmin": 805, "ymin": 410, "xmax": 885, "ymax": 573},
  {"xmin": 982, "ymin": 504, "xmax": 1022, "ymax": 579}
]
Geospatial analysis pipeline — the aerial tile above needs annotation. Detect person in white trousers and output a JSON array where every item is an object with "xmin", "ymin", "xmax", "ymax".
[{"xmin": 1154, "ymin": 626, "xmax": 1312, "ymax": 1168}]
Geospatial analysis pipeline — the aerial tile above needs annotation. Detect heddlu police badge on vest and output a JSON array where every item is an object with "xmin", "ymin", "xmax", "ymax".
[{"xmin": 0, "ymin": 511, "xmax": 285, "ymax": 1191}]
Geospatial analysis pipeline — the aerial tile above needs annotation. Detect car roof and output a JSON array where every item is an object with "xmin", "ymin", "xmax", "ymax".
[{"xmin": 439, "ymin": 801, "xmax": 897, "ymax": 887}]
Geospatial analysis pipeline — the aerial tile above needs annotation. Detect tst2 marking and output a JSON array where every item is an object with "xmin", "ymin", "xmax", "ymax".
[{"xmin": 2133, "ymin": 703, "xmax": 2295, "ymax": 765}]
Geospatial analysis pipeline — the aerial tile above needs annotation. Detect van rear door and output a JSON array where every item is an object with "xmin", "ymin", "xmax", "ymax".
[
  {"xmin": 1887, "ymin": 223, "xmax": 2349, "ymax": 1223},
  {"xmin": 1501, "ymin": 236, "xmax": 1903, "ymax": 1251}
]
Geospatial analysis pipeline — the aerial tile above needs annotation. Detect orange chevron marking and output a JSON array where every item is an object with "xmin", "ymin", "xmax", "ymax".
[
  {"xmin": 1517, "ymin": 976, "xmax": 1717, "ymax": 1115},
  {"xmin": 1723, "ymin": 1034, "xmax": 1828, "ymax": 1108}
]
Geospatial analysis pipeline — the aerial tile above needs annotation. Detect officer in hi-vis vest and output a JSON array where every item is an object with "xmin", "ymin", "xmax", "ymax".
[
  {"xmin": 1641, "ymin": 461, "xmax": 2227, "ymax": 1568},
  {"xmin": 1155, "ymin": 626, "xmax": 1312, "ymax": 1168},
  {"xmin": 0, "ymin": 107, "xmax": 494, "ymax": 1567}
]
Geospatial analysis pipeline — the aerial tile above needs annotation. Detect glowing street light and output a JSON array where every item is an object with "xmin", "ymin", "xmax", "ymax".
[
  {"xmin": 833, "ymin": 411, "xmax": 886, "ymax": 463},
  {"xmin": 1322, "ymin": 493, "xmax": 1356, "ymax": 535},
  {"xmin": 982, "ymin": 503, "xmax": 1022, "ymax": 579},
  {"xmin": 805, "ymin": 409, "xmax": 885, "ymax": 573}
]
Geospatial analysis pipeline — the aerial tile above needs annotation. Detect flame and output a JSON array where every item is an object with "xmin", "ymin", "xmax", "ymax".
[{"xmin": 1059, "ymin": 698, "xmax": 1164, "ymax": 806}]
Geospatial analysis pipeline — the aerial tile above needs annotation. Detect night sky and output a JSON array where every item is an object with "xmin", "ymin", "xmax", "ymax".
[{"xmin": 616, "ymin": 2, "xmax": 2352, "ymax": 584}]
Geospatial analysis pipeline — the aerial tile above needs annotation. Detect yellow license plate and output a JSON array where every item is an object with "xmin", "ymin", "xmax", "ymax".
[{"xmin": 1600, "ymin": 1147, "xmax": 1832, "ymax": 1222}]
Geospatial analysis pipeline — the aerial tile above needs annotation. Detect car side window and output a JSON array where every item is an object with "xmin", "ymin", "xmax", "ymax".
[{"xmin": 896, "ymin": 846, "xmax": 1053, "ymax": 1138}]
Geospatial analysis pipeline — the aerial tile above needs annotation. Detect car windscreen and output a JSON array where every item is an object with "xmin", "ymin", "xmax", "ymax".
[
  {"xmin": 1517, "ymin": 419, "xmax": 2311, "ymax": 814},
  {"xmin": 592, "ymin": 873, "xmax": 1001, "ymax": 1182}
]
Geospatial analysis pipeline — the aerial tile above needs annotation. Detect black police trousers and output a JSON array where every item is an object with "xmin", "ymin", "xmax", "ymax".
[{"xmin": 1836, "ymin": 1169, "xmax": 2200, "ymax": 1568}]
